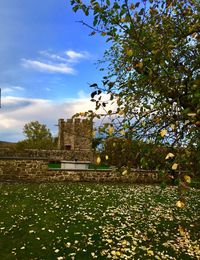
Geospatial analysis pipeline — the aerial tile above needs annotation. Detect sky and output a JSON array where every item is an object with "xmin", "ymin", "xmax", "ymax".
[{"xmin": 0, "ymin": 0, "xmax": 107, "ymax": 142}]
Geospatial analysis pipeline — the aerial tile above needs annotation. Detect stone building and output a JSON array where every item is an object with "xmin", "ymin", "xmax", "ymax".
[{"xmin": 57, "ymin": 118, "xmax": 93, "ymax": 161}]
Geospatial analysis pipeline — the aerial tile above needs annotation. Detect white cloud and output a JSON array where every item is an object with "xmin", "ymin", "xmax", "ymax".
[
  {"xmin": 65, "ymin": 50, "xmax": 89, "ymax": 62},
  {"xmin": 1, "ymin": 85, "xmax": 24, "ymax": 94},
  {"xmin": 0, "ymin": 94, "xmax": 96, "ymax": 142},
  {"xmin": 21, "ymin": 49, "xmax": 91, "ymax": 74},
  {"xmin": 77, "ymin": 90, "xmax": 88, "ymax": 99},
  {"xmin": 21, "ymin": 59, "xmax": 76, "ymax": 74},
  {"xmin": 39, "ymin": 50, "xmax": 68, "ymax": 62}
]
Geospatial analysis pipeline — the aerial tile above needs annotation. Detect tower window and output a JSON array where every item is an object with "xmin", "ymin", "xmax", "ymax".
[{"xmin": 65, "ymin": 145, "xmax": 71, "ymax": 150}]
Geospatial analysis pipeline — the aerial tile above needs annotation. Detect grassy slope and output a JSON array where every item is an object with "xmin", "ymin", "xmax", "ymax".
[{"xmin": 0, "ymin": 183, "xmax": 199, "ymax": 260}]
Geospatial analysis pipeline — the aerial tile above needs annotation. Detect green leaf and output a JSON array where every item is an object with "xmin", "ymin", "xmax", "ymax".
[
  {"xmin": 72, "ymin": 5, "xmax": 79, "ymax": 12},
  {"xmin": 139, "ymin": 8, "xmax": 145, "ymax": 15},
  {"xmin": 135, "ymin": 2, "xmax": 140, "ymax": 8},
  {"xmin": 93, "ymin": 16, "xmax": 98, "ymax": 26}
]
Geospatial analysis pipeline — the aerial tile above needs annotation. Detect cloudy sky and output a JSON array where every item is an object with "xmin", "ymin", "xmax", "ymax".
[{"xmin": 0, "ymin": 0, "xmax": 106, "ymax": 142}]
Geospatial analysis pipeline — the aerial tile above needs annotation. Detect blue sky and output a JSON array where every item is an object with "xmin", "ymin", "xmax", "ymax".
[{"xmin": 0, "ymin": 0, "xmax": 107, "ymax": 141}]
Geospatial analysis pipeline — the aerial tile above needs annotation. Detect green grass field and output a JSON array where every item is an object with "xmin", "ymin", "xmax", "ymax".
[{"xmin": 0, "ymin": 183, "xmax": 199, "ymax": 259}]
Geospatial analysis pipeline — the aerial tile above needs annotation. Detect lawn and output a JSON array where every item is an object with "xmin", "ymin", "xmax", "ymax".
[{"xmin": 0, "ymin": 183, "xmax": 199, "ymax": 260}]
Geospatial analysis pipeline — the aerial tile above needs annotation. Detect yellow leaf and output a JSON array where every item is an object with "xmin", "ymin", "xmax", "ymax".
[
  {"xmin": 178, "ymin": 225, "xmax": 186, "ymax": 236},
  {"xmin": 106, "ymin": 239, "xmax": 113, "ymax": 243},
  {"xmin": 113, "ymin": 142, "xmax": 116, "ymax": 147},
  {"xmin": 96, "ymin": 156, "xmax": 101, "ymax": 165},
  {"xmin": 184, "ymin": 175, "xmax": 191, "ymax": 183},
  {"xmin": 120, "ymin": 130, "xmax": 125, "ymax": 136},
  {"xmin": 121, "ymin": 17, "xmax": 126, "ymax": 23},
  {"xmin": 126, "ymin": 49, "xmax": 133, "ymax": 56},
  {"xmin": 187, "ymin": 113, "xmax": 196, "ymax": 117},
  {"xmin": 92, "ymin": 131, "xmax": 96, "ymax": 138},
  {"xmin": 147, "ymin": 250, "xmax": 154, "ymax": 256},
  {"xmin": 101, "ymin": 32, "xmax": 107, "ymax": 36},
  {"xmin": 121, "ymin": 240, "xmax": 127, "ymax": 245},
  {"xmin": 118, "ymin": 110, "xmax": 124, "ymax": 115},
  {"xmin": 116, "ymin": 251, "xmax": 121, "ymax": 256},
  {"xmin": 79, "ymin": 112, "xmax": 85, "ymax": 116},
  {"xmin": 65, "ymin": 242, "xmax": 71, "ymax": 248},
  {"xmin": 136, "ymin": 62, "xmax": 143, "ymax": 69},
  {"xmin": 160, "ymin": 129, "xmax": 167, "ymax": 137},
  {"xmin": 176, "ymin": 200, "xmax": 185, "ymax": 208},
  {"xmin": 122, "ymin": 170, "xmax": 128, "ymax": 176},
  {"xmin": 155, "ymin": 117, "xmax": 161, "ymax": 123},
  {"xmin": 172, "ymin": 163, "xmax": 178, "ymax": 170},
  {"xmin": 105, "ymin": 155, "xmax": 109, "ymax": 160},
  {"xmin": 165, "ymin": 152, "xmax": 175, "ymax": 160},
  {"xmin": 170, "ymin": 124, "xmax": 175, "ymax": 130},
  {"xmin": 108, "ymin": 125, "xmax": 114, "ymax": 135},
  {"xmin": 142, "ymin": 121, "xmax": 146, "ymax": 127}
]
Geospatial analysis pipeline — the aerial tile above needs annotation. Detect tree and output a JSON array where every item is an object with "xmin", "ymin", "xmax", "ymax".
[
  {"xmin": 17, "ymin": 121, "xmax": 55, "ymax": 150},
  {"xmin": 23, "ymin": 121, "xmax": 52, "ymax": 141},
  {"xmin": 71, "ymin": 0, "xmax": 200, "ymax": 175}
]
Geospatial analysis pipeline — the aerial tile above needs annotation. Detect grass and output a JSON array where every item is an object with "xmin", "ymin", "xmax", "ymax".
[
  {"xmin": 48, "ymin": 163, "xmax": 61, "ymax": 169},
  {"xmin": 0, "ymin": 183, "xmax": 199, "ymax": 260},
  {"xmin": 88, "ymin": 164, "xmax": 110, "ymax": 169},
  {"xmin": 190, "ymin": 177, "xmax": 200, "ymax": 189}
]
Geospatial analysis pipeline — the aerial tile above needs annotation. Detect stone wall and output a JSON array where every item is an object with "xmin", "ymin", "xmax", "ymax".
[
  {"xmin": 0, "ymin": 158, "xmax": 164, "ymax": 183},
  {"xmin": 0, "ymin": 158, "xmax": 48, "ymax": 182},
  {"xmin": 0, "ymin": 149, "xmax": 94, "ymax": 162},
  {"xmin": 47, "ymin": 169, "xmax": 162, "ymax": 183}
]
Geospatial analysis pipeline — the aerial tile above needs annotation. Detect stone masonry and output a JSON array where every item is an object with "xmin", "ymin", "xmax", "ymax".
[
  {"xmin": 57, "ymin": 118, "xmax": 93, "ymax": 161},
  {"xmin": 0, "ymin": 158, "xmax": 165, "ymax": 183}
]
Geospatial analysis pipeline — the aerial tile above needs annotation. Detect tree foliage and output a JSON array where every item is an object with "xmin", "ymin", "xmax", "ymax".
[
  {"xmin": 17, "ymin": 121, "xmax": 55, "ymax": 150},
  {"xmin": 100, "ymin": 137, "xmax": 167, "ymax": 170},
  {"xmin": 71, "ymin": 0, "xmax": 200, "ymax": 174}
]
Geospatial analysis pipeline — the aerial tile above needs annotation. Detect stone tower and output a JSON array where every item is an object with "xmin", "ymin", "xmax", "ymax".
[{"xmin": 58, "ymin": 118, "xmax": 93, "ymax": 160}]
